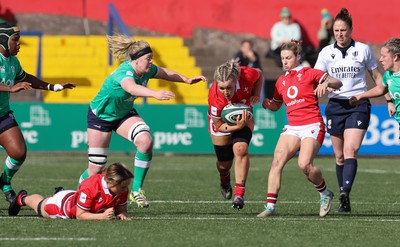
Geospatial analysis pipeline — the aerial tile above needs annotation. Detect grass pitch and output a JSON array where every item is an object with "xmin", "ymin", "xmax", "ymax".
[{"xmin": 1, "ymin": 153, "xmax": 400, "ymax": 247}]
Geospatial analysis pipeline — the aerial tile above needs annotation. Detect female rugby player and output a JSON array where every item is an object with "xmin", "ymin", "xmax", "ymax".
[
  {"xmin": 208, "ymin": 59, "xmax": 263, "ymax": 210},
  {"xmin": 257, "ymin": 40, "xmax": 342, "ymax": 217},
  {"xmin": 0, "ymin": 22, "xmax": 75, "ymax": 207},
  {"xmin": 9, "ymin": 162, "xmax": 133, "ymax": 220}
]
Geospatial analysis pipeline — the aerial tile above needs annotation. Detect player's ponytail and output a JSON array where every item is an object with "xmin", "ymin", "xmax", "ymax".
[{"xmin": 107, "ymin": 34, "xmax": 151, "ymax": 62}]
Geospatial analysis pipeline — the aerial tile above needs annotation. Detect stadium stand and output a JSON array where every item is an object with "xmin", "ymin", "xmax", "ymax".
[{"xmin": 17, "ymin": 35, "xmax": 208, "ymax": 104}]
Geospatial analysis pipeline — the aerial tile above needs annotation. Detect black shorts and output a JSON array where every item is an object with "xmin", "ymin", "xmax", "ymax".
[
  {"xmin": 0, "ymin": 111, "xmax": 18, "ymax": 134},
  {"xmin": 231, "ymin": 126, "xmax": 253, "ymax": 144},
  {"xmin": 325, "ymin": 98, "xmax": 371, "ymax": 135},
  {"xmin": 87, "ymin": 107, "xmax": 139, "ymax": 132}
]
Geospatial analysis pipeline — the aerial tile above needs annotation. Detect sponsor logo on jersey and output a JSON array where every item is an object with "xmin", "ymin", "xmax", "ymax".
[
  {"xmin": 126, "ymin": 71, "xmax": 133, "ymax": 76},
  {"xmin": 330, "ymin": 66, "xmax": 361, "ymax": 79},
  {"xmin": 331, "ymin": 53, "xmax": 335, "ymax": 59},
  {"xmin": 79, "ymin": 192, "xmax": 87, "ymax": 203},
  {"xmin": 286, "ymin": 85, "xmax": 305, "ymax": 106},
  {"xmin": 211, "ymin": 106, "xmax": 217, "ymax": 116},
  {"xmin": 287, "ymin": 86, "xmax": 298, "ymax": 99}
]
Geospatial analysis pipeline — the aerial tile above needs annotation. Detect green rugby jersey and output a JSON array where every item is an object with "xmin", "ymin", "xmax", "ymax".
[
  {"xmin": 90, "ymin": 61, "xmax": 158, "ymax": 121},
  {"xmin": 0, "ymin": 53, "xmax": 26, "ymax": 117},
  {"xmin": 383, "ymin": 70, "xmax": 400, "ymax": 123}
]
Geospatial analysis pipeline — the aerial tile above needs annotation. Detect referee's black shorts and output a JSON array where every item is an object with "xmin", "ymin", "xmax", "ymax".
[{"xmin": 325, "ymin": 98, "xmax": 371, "ymax": 135}]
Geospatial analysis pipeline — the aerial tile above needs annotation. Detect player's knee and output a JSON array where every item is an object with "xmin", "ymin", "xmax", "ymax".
[
  {"xmin": 88, "ymin": 147, "xmax": 108, "ymax": 167},
  {"xmin": 134, "ymin": 134, "xmax": 153, "ymax": 152},
  {"xmin": 298, "ymin": 161, "xmax": 311, "ymax": 175},
  {"xmin": 343, "ymin": 147, "xmax": 359, "ymax": 158},
  {"xmin": 9, "ymin": 149, "xmax": 27, "ymax": 163},
  {"xmin": 233, "ymin": 143, "xmax": 249, "ymax": 158},
  {"xmin": 128, "ymin": 121, "xmax": 151, "ymax": 144},
  {"xmin": 37, "ymin": 199, "xmax": 45, "ymax": 217}
]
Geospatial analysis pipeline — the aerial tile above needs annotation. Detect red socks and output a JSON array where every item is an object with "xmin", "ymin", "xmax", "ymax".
[
  {"xmin": 267, "ymin": 193, "xmax": 278, "ymax": 204},
  {"xmin": 234, "ymin": 183, "xmax": 245, "ymax": 198},
  {"xmin": 314, "ymin": 179, "xmax": 327, "ymax": 193}
]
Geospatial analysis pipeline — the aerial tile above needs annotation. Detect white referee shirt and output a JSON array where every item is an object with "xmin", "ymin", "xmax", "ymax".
[{"xmin": 314, "ymin": 40, "xmax": 378, "ymax": 99}]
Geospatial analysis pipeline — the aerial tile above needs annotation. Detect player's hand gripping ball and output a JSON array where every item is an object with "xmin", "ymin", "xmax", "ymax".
[{"xmin": 221, "ymin": 103, "xmax": 252, "ymax": 125}]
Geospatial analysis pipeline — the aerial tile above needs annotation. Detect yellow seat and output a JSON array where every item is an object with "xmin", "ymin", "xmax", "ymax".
[{"xmin": 19, "ymin": 35, "xmax": 208, "ymax": 104}]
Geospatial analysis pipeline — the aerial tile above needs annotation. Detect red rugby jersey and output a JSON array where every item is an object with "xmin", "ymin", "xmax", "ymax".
[
  {"xmin": 273, "ymin": 66, "xmax": 327, "ymax": 126},
  {"xmin": 67, "ymin": 174, "xmax": 128, "ymax": 218},
  {"xmin": 208, "ymin": 66, "xmax": 259, "ymax": 119}
]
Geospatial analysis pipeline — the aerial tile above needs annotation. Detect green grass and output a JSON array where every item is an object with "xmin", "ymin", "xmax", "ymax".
[{"xmin": 1, "ymin": 154, "xmax": 400, "ymax": 247}]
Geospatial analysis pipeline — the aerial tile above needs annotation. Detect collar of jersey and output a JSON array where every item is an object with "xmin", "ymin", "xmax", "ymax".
[
  {"xmin": 235, "ymin": 80, "xmax": 240, "ymax": 91},
  {"xmin": 0, "ymin": 52, "xmax": 9, "ymax": 60},
  {"xmin": 285, "ymin": 65, "xmax": 304, "ymax": 76},
  {"xmin": 101, "ymin": 177, "xmax": 112, "ymax": 195}
]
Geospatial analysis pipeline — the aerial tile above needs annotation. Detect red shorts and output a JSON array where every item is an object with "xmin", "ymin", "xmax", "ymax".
[{"xmin": 44, "ymin": 190, "xmax": 76, "ymax": 219}]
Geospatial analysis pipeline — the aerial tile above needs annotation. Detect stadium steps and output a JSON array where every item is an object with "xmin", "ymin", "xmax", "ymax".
[{"xmin": 17, "ymin": 35, "xmax": 208, "ymax": 104}]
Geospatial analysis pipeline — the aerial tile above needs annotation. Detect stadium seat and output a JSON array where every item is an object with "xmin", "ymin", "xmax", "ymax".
[{"xmin": 18, "ymin": 35, "xmax": 208, "ymax": 104}]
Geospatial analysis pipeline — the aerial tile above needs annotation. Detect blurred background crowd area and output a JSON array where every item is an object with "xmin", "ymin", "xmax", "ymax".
[{"xmin": 1, "ymin": 0, "xmax": 397, "ymax": 104}]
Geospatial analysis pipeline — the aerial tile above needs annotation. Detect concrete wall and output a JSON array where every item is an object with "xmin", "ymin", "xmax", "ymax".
[{"xmin": 1, "ymin": 0, "xmax": 398, "ymax": 47}]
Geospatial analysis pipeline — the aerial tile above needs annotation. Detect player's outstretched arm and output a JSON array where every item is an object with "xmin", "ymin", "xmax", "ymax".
[
  {"xmin": 155, "ymin": 67, "xmax": 206, "ymax": 84},
  {"xmin": 22, "ymin": 73, "xmax": 76, "ymax": 92}
]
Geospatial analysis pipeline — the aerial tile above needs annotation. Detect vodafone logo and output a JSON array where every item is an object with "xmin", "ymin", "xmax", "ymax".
[{"xmin": 287, "ymin": 86, "xmax": 298, "ymax": 99}]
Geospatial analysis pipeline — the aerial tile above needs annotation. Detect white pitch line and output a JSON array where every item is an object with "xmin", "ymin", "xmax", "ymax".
[
  {"xmin": 1, "ymin": 216, "xmax": 400, "ymax": 223},
  {"xmin": 0, "ymin": 237, "xmax": 95, "ymax": 241},
  {"xmin": 136, "ymin": 217, "xmax": 400, "ymax": 222},
  {"xmin": 148, "ymin": 200, "xmax": 400, "ymax": 205}
]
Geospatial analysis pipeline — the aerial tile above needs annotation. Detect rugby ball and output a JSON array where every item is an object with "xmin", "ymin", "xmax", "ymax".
[{"xmin": 221, "ymin": 103, "xmax": 252, "ymax": 125}]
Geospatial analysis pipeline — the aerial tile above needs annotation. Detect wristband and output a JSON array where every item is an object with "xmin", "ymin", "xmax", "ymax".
[
  {"xmin": 387, "ymin": 99, "xmax": 393, "ymax": 103},
  {"xmin": 47, "ymin": 83, "xmax": 64, "ymax": 92},
  {"xmin": 47, "ymin": 84, "xmax": 54, "ymax": 91}
]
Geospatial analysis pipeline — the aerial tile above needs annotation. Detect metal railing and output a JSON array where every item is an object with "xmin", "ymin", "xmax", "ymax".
[
  {"xmin": 20, "ymin": 30, "xmax": 43, "ymax": 101},
  {"xmin": 107, "ymin": 3, "xmax": 131, "ymax": 66}
]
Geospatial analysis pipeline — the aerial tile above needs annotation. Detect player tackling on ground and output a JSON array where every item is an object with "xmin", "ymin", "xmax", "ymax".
[
  {"xmin": 9, "ymin": 162, "xmax": 133, "ymax": 220},
  {"xmin": 258, "ymin": 40, "xmax": 342, "ymax": 217}
]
